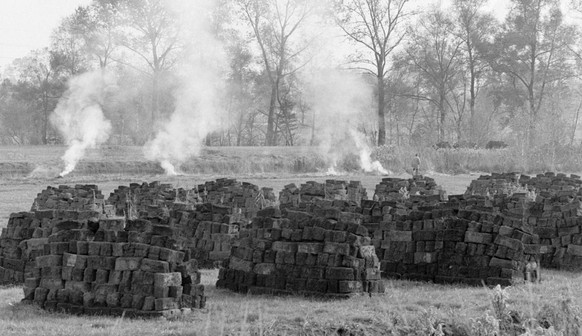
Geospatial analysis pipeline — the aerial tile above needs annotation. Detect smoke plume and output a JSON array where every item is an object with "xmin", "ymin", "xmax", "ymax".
[
  {"xmin": 143, "ymin": 0, "xmax": 227, "ymax": 175},
  {"xmin": 350, "ymin": 129, "xmax": 390, "ymax": 175},
  {"xmin": 303, "ymin": 69, "xmax": 389, "ymax": 175},
  {"xmin": 50, "ymin": 71, "xmax": 115, "ymax": 177}
]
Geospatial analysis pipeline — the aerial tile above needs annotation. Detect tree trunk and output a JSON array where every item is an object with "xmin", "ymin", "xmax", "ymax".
[
  {"xmin": 388, "ymin": 105, "xmax": 393, "ymax": 145},
  {"xmin": 265, "ymin": 83, "xmax": 277, "ymax": 146},
  {"xmin": 236, "ymin": 127, "xmax": 242, "ymax": 146},
  {"xmin": 570, "ymin": 98, "xmax": 582, "ymax": 146},
  {"xmin": 456, "ymin": 120, "xmax": 462, "ymax": 143},
  {"xmin": 395, "ymin": 116, "xmax": 401, "ymax": 147},
  {"xmin": 439, "ymin": 90, "xmax": 446, "ymax": 142},
  {"xmin": 151, "ymin": 71, "xmax": 159, "ymax": 131},
  {"xmin": 528, "ymin": 88, "xmax": 537, "ymax": 148},
  {"xmin": 42, "ymin": 93, "xmax": 49, "ymax": 145},
  {"xmin": 469, "ymin": 58, "xmax": 476, "ymax": 137},
  {"xmin": 120, "ymin": 115, "xmax": 125, "ymax": 145},
  {"xmin": 310, "ymin": 108, "xmax": 316, "ymax": 146},
  {"xmin": 377, "ymin": 76, "xmax": 386, "ymax": 146}
]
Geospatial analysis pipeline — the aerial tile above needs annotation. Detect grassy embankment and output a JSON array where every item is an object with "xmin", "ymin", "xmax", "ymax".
[{"xmin": 1, "ymin": 144, "xmax": 581, "ymax": 177}]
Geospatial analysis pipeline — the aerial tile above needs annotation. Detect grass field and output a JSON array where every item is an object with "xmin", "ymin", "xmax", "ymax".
[
  {"xmin": 1, "ymin": 146, "xmax": 581, "ymax": 335},
  {"xmin": 2, "ymin": 269, "xmax": 582, "ymax": 335}
]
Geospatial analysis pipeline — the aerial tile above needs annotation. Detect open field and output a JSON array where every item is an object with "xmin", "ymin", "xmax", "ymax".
[
  {"xmin": 1, "ymin": 146, "xmax": 582, "ymax": 335},
  {"xmin": 3, "ymin": 144, "xmax": 582, "ymax": 178},
  {"xmin": 0, "ymin": 146, "xmax": 328, "ymax": 177}
]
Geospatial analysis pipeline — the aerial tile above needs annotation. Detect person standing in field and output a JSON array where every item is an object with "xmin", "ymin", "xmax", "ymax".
[{"xmin": 412, "ymin": 153, "xmax": 421, "ymax": 176}]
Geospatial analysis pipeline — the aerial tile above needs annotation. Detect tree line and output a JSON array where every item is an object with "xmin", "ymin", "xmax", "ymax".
[{"xmin": 1, "ymin": 0, "xmax": 581, "ymax": 152}]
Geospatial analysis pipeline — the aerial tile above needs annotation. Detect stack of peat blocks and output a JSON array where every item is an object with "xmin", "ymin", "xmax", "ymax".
[
  {"xmin": 465, "ymin": 173, "xmax": 521, "ymax": 196},
  {"xmin": 170, "ymin": 203, "xmax": 243, "ymax": 268},
  {"xmin": 108, "ymin": 181, "xmax": 199, "ymax": 217},
  {"xmin": 197, "ymin": 178, "xmax": 276, "ymax": 220},
  {"xmin": 0, "ymin": 185, "xmax": 111, "ymax": 285},
  {"xmin": 371, "ymin": 202, "xmax": 539, "ymax": 286},
  {"xmin": 11, "ymin": 171, "xmax": 582, "ymax": 317},
  {"xmin": 21, "ymin": 214, "xmax": 206, "ymax": 317},
  {"xmin": 463, "ymin": 172, "xmax": 582, "ymax": 270},
  {"xmin": 279, "ymin": 180, "xmax": 367, "ymax": 210},
  {"xmin": 216, "ymin": 205, "xmax": 384, "ymax": 297},
  {"xmin": 373, "ymin": 176, "xmax": 445, "ymax": 206}
]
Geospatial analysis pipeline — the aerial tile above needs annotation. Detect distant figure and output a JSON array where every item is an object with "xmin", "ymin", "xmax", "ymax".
[
  {"xmin": 412, "ymin": 153, "xmax": 421, "ymax": 176},
  {"xmin": 524, "ymin": 259, "xmax": 541, "ymax": 283}
]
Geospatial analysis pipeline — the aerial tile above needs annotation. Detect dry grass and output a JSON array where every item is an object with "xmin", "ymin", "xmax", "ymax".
[
  {"xmin": 0, "ymin": 146, "xmax": 320, "ymax": 163},
  {"xmin": 5, "ymin": 144, "xmax": 581, "ymax": 177},
  {"xmin": 1, "ymin": 269, "xmax": 582, "ymax": 335}
]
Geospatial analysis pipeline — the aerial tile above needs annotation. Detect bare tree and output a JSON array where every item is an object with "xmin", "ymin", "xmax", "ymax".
[
  {"xmin": 62, "ymin": 1, "xmax": 121, "ymax": 69},
  {"xmin": 235, "ymin": 0, "xmax": 313, "ymax": 146},
  {"xmin": 404, "ymin": 10, "xmax": 464, "ymax": 142},
  {"xmin": 118, "ymin": 0, "xmax": 181, "ymax": 127},
  {"xmin": 452, "ymin": 0, "xmax": 496, "ymax": 137},
  {"xmin": 333, "ymin": 0, "xmax": 411, "ymax": 146},
  {"xmin": 484, "ymin": 0, "xmax": 578, "ymax": 147},
  {"xmin": 224, "ymin": 41, "xmax": 257, "ymax": 146},
  {"xmin": 0, "ymin": 80, "xmax": 34, "ymax": 144},
  {"xmin": 8, "ymin": 50, "xmax": 67, "ymax": 144},
  {"xmin": 50, "ymin": 22, "xmax": 89, "ymax": 76}
]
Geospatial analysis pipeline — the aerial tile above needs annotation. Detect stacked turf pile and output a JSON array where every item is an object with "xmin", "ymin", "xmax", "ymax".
[
  {"xmin": 279, "ymin": 180, "xmax": 368, "ymax": 210},
  {"xmin": 111, "ymin": 202, "xmax": 241, "ymax": 269},
  {"xmin": 109, "ymin": 179, "xmax": 272, "ymax": 268},
  {"xmin": 525, "ymin": 183, "xmax": 582, "ymax": 269},
  {"xmin": 108, "ymin": 179, "xmax": 275, "ymax": 221},
  {"xmin": 274, "ymin": 179, "xmax": 538, "ymax": 286},
  {"xmin": 33, "ymin": 184, "xmax": 110, "ymax": 213},
  {"xmin": 520, "ymin": 172, "xmax": 582, "ymax": 195},
  {"xmin": 22, "ymin": 216, "xmax": 205, "ymax": 317},
  {"xmin": 171, "ymin": 203, "xmax": 243, "ymax": 268},
  {"xmin": 216, "ymin": 206, "xmax": 384, "ymax": 297},
  {"xmin": 465, "ymin": 172, "xmax": 582, "ymax": 198},
  {"xmin": 0, "ymin": 185, "xmax": 112, "ymax": 285},
  {"xmin": 0, "ymin": 212, "xmax": 38, "ymax": 283},
  {"xmin": 197, "ymin": 178, "xmax": 276, "ymax": 219},
  {"xmin": 373, "ymin": 176, "xmax": 445, "ymax": 206},
  {"xmin": 465, "ymin": 173, "xmax": 521, "ymax": 196},
  {"xmin": 446, "ymin": 194, "xmax": 499, "ymax": 212},
  {"xmin": 463, "ymin": 172, "xmax": 582, "ymax": 270},
  {"xmin": 369, "ymin": 193, "xmax": 539, "ymax": 286},
  {"xmin": 108, "ymin": 182, "xmax": 200, "ymax": 217},
  {"xmin": 372, "ymin": 178, "xmax": 408, "ymax": 202},
  {"xmin": 185, "ymin": 220, "xmax": 239, "ymax": 267}
]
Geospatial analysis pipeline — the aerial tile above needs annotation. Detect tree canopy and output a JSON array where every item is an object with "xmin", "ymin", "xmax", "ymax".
[{"xmin": 0, "ymin": 0, "xmax": 581, "ymax": 151}]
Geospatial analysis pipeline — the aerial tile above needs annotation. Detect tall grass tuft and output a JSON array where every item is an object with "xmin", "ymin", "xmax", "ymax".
[{"xmin": 466, "ymin": 284, "xmax": 582, "ymax": 336}]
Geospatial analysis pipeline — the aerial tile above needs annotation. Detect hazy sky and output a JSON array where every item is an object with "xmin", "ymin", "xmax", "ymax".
[
  {"xmin": 0, "ymin": 0, "xmax": 91, "ymax": 70},
  {"xmin": 0, "ymin": 0, "xmax": 565, "ymax": 71}
]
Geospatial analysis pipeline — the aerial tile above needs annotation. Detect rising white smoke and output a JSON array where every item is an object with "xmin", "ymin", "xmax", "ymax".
[
  {"xmin": 50, "ymin": 70, "xmax": 115, "ymax": 177},
  {"xmin": 143, "ymin": 0, "xmax": 227, "ymax": 175},
  {"xmin": 350, "ymin": 129, "xmax": 390, "ymax": 175},
  {"xmin": 303, "ymin": 69, "xmax": 389, "ymax": 175}
]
